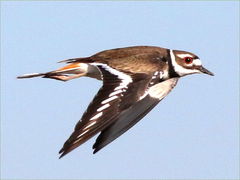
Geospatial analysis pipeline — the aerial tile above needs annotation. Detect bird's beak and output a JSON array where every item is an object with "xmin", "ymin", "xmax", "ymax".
[{"xmin": 198, "ymin": 66, "xmax": 214, "ymax": 76}]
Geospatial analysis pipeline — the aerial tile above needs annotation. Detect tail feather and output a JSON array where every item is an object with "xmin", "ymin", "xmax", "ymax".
[{"xmin": 17, "ymin": 72, "xmax": 46, "ymax": 79}]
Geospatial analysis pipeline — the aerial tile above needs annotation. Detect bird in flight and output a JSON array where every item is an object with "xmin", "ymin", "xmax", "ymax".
[{"xmin": 17, "ymin": 46, "xmax": 214, "ymax": 158}]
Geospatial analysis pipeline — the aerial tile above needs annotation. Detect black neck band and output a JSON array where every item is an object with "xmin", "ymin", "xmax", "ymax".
[{"xmin": 167, "ymin": 49, "xmax": 180, "ymax": 78}]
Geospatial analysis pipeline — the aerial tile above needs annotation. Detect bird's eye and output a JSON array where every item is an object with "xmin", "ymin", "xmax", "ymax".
[{"xmin": 184, "ymin": 57, "xmax": 193, "ymax": 64}]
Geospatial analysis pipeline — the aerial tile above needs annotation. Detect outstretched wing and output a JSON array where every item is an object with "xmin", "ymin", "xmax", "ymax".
[
  {"xmin": 59, "ymin": 64, "xmax": 151, "ymax": 158},
  {"xmin": 92, "ymin": 78, "xmax": 179, "ymax": 153}
]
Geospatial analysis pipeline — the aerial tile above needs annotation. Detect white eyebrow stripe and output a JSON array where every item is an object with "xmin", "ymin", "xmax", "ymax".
[
  {"xmin": 194, "ymin": 59, "xmax": 202, "ymax": 66},
  {"xmin": 176, "ymin": 54, "xmax": 193, "ymax": 58},
  {"xmin": 97, "ymin": 103, "xmax": 110, "ymax": 112},
  {"xmin": 90, "ymin": 112, "xmax": 103, "ymax": 120}
]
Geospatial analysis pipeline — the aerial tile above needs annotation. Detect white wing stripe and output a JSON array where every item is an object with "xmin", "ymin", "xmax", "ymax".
[
  {"xmin": 97, "ymin": 103, "xmax": 110, "ymax": 112},
  {"xmin": 92, "ymin": 63, "xmax": 133, "ymax": 89},
  {"xmin": 83, "ymin": 121, "xmax": 97, "ymax": 130},
  {"xmin": 75, "ymin": 129, "xmax": 90, "ymax": 140},
  {"xmin": 109, "ymin": 89, "xmax": 123, "ymax": 97},
  {"xmin": 90, "ymin": 112, "xmax": 103, "ymax": 120},
  {"xmin": 101, "ymin": 96, "xmax": 118, "ymax": 104},
  {"xmin": 114, "ymin": 85, "xmax": 125, "ymax": 91}
]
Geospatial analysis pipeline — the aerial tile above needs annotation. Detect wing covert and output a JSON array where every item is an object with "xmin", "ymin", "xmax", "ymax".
[{"xmin": 59, "ymin": 64, "xmax": 151, "ymax": 158}]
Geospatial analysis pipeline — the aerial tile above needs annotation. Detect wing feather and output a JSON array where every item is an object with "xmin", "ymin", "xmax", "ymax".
[
  {"xmin": 59, "ymin": 65, "xmax": 151, "ymax": 158},
  {"xmin": 93, "ymin": 78, "xmax": 179, "ymax": 153}
]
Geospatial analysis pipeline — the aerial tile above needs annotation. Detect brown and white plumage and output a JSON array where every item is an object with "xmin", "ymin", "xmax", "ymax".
[{"xmin": 17, "ymin": 46, "xmax": 214, "ymax": 158}]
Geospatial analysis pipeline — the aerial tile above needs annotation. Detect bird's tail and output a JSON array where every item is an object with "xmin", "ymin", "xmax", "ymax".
[
  {"xmin": 17, "ymin": 72, "xmax": 46, "ymax": 79},
  {"xmin": 17, "ymin": 61, "xmax": 91, "ymax": 81}
]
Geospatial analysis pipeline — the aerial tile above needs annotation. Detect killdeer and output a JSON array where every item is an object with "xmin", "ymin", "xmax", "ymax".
[{"xmin": 17, "ymin": 46, "xmax": 214, "ymax": 158}]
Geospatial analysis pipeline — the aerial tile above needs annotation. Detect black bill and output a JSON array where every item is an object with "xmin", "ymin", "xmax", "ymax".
[{"xmin": 199, "ymin": 66, "xmax": 214, "ymax": 76}]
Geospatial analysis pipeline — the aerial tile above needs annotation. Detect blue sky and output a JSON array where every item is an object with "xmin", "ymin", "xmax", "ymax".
[{"xmin": 1, "ymin": 1, "xmax": 239, "ymax": 179}]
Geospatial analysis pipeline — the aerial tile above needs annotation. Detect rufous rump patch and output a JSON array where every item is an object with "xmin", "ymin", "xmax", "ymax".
[{"xmin": 58, "ymin": 63, "xmax": 82, "ymax": 71}]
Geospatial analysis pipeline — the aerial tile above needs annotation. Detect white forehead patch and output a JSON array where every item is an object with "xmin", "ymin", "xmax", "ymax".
[
  {"xmin": 176, "ymin": 53, "xmax": 193, "ymax": 59},
  {"xmin": 193, "ymin": 59, "xmax": 202, "ymax": 66}
]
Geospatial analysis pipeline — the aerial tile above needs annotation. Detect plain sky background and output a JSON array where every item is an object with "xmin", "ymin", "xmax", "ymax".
[{"xmin": 1, "ymin": 1, "xmax": 239, "ymax": 179}]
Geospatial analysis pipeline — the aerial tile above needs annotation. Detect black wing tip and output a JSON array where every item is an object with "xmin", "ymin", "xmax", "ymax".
[
  {"xmin": 93, "ymin": 148, "xmax": 100, "ymax": 154},
  {"xmin": 58, "ymin": 146, "xmax": 72, "ymax": 159},
  {"xmin": 58, "ymin": 148, "xmax": 66, "ymax": 159},
  {"xmin": 92, "ymin": 143, "xmax": 103, "ymax": 154},
  {"xmin": 59, "ymin": 153, "xmax": 65, "ymax": 159},
  {"xmin": 93, "ymin": 147, "xmax": 98, "ymax": 154},
  {"xmin": 59, "ymin": 147, "xmax": 99, "ymax": 158}
]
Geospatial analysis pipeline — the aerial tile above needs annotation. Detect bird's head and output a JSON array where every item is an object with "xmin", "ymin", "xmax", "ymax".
[{"xmin": 170, "ymin": 50, "xmax": 214, "ymax": 77}]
